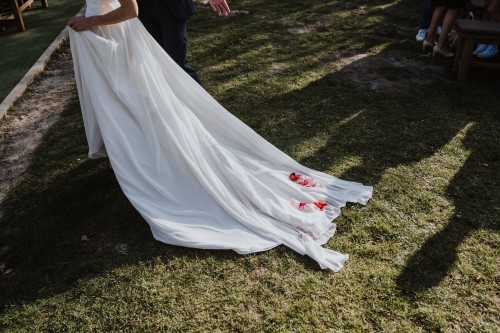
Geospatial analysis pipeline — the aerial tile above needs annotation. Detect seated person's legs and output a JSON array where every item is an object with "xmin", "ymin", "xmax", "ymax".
[{"xmin": 477, "ymin": 0, "xmax": 500, "ymax": 58}]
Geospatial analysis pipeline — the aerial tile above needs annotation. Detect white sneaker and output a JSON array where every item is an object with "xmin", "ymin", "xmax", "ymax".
[{"xmin": 416, "ymin": 29, "xmax": 427, "ymax": 42}]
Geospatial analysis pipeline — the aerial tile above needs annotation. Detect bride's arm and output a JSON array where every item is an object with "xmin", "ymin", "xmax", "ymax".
[{"xmin": 68, "ymin": 0, "xmax": 138, "ymax": 32}]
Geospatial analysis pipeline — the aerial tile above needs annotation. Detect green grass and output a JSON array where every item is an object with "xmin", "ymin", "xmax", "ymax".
[
  {"xmin": 0, "ymin": 0, "xmax": 84, "ymax": 102},
  {"xmin": 1, "ymin": 0, "xmax": 499, "ymax": 331}
]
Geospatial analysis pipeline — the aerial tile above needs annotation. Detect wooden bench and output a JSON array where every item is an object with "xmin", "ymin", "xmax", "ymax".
[
  {"xmin": 0, "ymin": 0, "xmax": 48, "ymax": 32},
  {"xmin": 453, "ymin": 19, "xmax": 500, "ymax": 81}
]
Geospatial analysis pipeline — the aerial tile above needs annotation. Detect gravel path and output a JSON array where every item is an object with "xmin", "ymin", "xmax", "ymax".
[{"xmin": 0, "ymin": 45, "xmax": 75, "ymax": 203}]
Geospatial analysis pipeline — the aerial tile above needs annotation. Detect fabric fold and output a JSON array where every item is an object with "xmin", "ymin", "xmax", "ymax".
[{"xmin": 69, "ymin": 9, "xmax": 372, "ymax": 271}]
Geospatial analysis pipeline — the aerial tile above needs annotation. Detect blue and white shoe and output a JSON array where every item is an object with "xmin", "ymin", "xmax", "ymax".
[
  {"xmin": 416, "ymin": 29, "xmax": 427, "ymax": 42},
  {"xmin": 477, "ymin": 45, "xmax": 498, "ymax": 59},
  {"xmin": 473, "ymin": 43, "xmax": 488, "ymax": 55}
]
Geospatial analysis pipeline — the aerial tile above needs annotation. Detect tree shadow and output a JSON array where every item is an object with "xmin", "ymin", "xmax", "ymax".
[
  {"xmin": 397, "ymin": 119, "xmax": 500, "ymax": 293},
  {"xmin": 194, "ymin": 0, "xmax": 500, "ymax": 288},
  {"xmin": 0, "ymin": 102, "xmax": 147, "ymax": 308},
  {"xmin": 0, "ymin": 101, "xmax": 241, "ymax": 311},
  {"xmin": 245, "ymin": 45, "xmax": 500, "ymax": 288},
  {"xmin": 283, "ymin": 44, "xmax": 500, "ymax": 292},
  {"xmin": 252, "ymin": 55, "xmax": 471, "ymax": 186},
  {"xmin": 2, "ymin": 0, "xmax": 499, "ymax": 311}
]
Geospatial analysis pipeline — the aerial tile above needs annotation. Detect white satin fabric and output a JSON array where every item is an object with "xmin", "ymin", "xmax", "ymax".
[{"xmin": 69, "ymin": 0, "xmax": 372, "ymax": 271}]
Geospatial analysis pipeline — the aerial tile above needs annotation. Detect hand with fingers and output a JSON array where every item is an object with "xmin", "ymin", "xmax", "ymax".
[
  {"xmin": 209, "ymin": 0, "xmax": 230, "ymax": 16},
  {"xmin": 68, "ymin": 16, "xmax": 95, "ymax": 32}
]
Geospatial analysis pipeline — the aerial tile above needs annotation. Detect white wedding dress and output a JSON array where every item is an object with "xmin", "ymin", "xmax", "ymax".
[{"xmin": 69, "ymin": 0, "xmax": 372, "ymax": 271}]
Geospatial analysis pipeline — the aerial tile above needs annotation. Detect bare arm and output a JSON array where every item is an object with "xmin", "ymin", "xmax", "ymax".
[{"xmin": 68, "ymin": 0, "xmax": 138, "ymax": 32}]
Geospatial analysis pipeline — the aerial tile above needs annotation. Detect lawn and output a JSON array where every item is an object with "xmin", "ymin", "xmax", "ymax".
[
  {"xmin": 0, "ymin": 0, "xmax": 84, "ymax": 103},
  {"xmin": 0, "ymin": 0, "xmax": 499, "ymax": 332}
]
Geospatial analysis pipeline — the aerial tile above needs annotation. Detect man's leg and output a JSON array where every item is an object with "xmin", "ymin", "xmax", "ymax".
[
  {"xmin": 160, "ymin": 7, "xmax": 202, "ymax": 85},
  {"xmin": 417, "ymin": 0, "xmax": 435, "ymax": 41},
  {"xmin": 138, "ymin": 1, "xmax": 163, "ymax": 46},
  {"xmin": 421, "ymin": 0, "xmax": 434, "ymax": 29},
  {"xmin": 138, "ymin": 1, "xmax": 201, "ymax": 85}
]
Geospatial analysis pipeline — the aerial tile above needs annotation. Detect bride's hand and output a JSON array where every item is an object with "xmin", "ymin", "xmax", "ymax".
[
  {"xmin": 68, "ymin": 16, "xmax": 95, "ymax": 32},
  {"xmin": 209, "ymin": 0, "xmax": 230, "ymax": 16}
]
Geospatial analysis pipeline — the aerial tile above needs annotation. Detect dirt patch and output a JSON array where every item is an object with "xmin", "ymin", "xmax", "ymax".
[
  {"xmin": 331, "ymin": 50, "xmax": 444, "ymax": 91},
  {"xmin": 0, "ymin": 44, "xmax": 75, "ymax": 204},
  {"xmin": 276, "ymin": 20, "xmax": 443, "ymax": 90}
]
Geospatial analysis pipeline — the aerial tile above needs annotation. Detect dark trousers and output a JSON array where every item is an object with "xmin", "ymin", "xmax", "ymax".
[
  {"xmin": 138, "ymin": 1, "xmax": 201, "ymax": 84},
  {"xmin": 420, "ymin": 0, "xmax": 434, "ymax": 29}
]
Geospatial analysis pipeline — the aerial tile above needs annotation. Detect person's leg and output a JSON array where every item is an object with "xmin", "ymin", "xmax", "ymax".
[
  {"xmin": 417, "ymin": 0, "xmax": 435, "ymax": 41},
  {"xmin": 421, "ymin": 0, "xmax": 434, "ymax": 29},
  {"xmin": 138, "ymin": 2, "xmax": 163, "ymax": 46},
  {"xmin": 473, "ymin": 0, "xmax": 493, "ymax": 54},
  {"xmin": 425, "ymin": 5, "xmax": 446, "ymax": 43},
  {"xmin": 485, "ymin": 0, "xmax": 500, "ymax": 21},
  {"xmin": 477, "ymin": 0, "xmax": 500, "ymax": 58},
  {"xmin": 159, "ymin": 6, "xmax": 202, "ymax": 85},
  {"xmin": 436, "ymin": 8, "xmax": 459, "ymax": 49}
]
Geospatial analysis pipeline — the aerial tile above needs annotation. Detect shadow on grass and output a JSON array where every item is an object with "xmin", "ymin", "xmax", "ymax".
[
  {"xmin": 0, "ymin": 97, "xmax": 144, "ymax": 308},
  {"xmin": 0, "ymin": 97, "xmax": 242, "ymax": 311},
  {"xmin": 239, "ymin": 48, "xmax": 500, "ymax": 292},
  {"xmin": 300, "ymin": 48, "xmax": 500, "ymax": 293},
  {"xmin": 1, "ymin": 49, "xmax": 499, "ymax": 315},
  {"xmin": 1, "ymin": 0, "xmax": 499, "ymax": 313},
  {"xmin": 397, "ymin": 120, "xmax": 500, "ymax": 293}
]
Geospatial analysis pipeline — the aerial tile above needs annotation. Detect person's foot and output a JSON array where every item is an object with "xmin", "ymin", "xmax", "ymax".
[
  {"xmin": 433, "ymin": 45, "xmax": 454, "ymax": 58},
  {"xmin": 422, "ymin": 39, "xmax": 435, "ymax": 51},
  {"xmin": 477, "ymin": 45, "xmax": 498, "ymax": 59},
  {"xmin": 416, "ymin": 28, "xmax": 427, "ymax": 42},
  {"xmin": 473, "ymin": 43, "xmax": 488, "ymax": 55}
]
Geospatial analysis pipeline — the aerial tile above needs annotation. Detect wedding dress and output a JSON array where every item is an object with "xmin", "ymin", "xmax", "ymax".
[{"xmin": 69, "ymin": 0, "xmax": 372, "ymax": 271}]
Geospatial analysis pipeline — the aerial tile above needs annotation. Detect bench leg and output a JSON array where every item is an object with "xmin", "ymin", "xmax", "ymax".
[
  {"xmin": 454, "ymin": 37, "xmax": 466, "ymax": 72},
  {"xmin": 9, "ymin": 0, "xmax": 25, "ymax": 31},
  {"xmin": 457, "ymin": 38, "xmax": 475, "ymax": 81}
]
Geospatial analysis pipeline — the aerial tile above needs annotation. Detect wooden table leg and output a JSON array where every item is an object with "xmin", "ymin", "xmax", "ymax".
[
  {"xmin": 457, "ymin": 38, "xmax": 475, "ymax": 81},
  {"xmin": 454, "ymin": 34, "xmax": 466, "ymax": 72}
]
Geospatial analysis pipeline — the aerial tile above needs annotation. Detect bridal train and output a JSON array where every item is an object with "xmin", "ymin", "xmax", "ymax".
[{"xmin": 69, "ymin": 0, "xmax": 372, "ymax": 271}]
